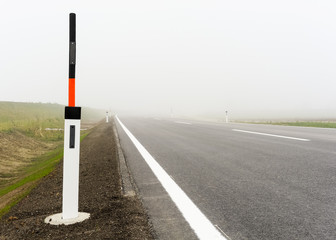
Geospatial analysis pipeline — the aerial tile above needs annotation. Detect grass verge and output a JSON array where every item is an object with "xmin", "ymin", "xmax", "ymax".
[
  {"xmin": 0, "ymin": 147, "xmax": 63, "ymax": 218},
  {"xmin": 0, "ymin": 146, "xmax": 63, "ymax": 198},
  {"xmin": 0, "ymin": 183, "xmax": 37, "ymax": 218},
  {"xmin": 0, "ymin": 131, "xmax": 90, "ymax": 218},
  {"xmin": 242, "ymin": 121, "xmax": 336, "ymax": 129},
  {"xmin": 268, "ymin": 121, "xmax": 336, "ymax": 128}
]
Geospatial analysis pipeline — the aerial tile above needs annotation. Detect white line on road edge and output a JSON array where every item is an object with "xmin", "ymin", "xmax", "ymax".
[
  {"xmin": 175, "ymin": 121, "xmax": 192, "ymax": 125},
  {"xmin": 215, "ymin": 225, "xmax": 232, "ymax": 240},
  {"xmin": 116, "ymin": 116, "xmax": 227, "ymax": 240},
  {"xmin": 232, "ymin": 129, "xmax": 310, "ymax": 141}
]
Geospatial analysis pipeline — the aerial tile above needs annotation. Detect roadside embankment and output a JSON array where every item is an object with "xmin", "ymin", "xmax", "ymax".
[
  {"xmin": 0, "ymin": 121, "xmax": 154, "ymax": 239},
  {"xmin": 0, "ymin": 101, "xmax": 104, "ymax": 218}
]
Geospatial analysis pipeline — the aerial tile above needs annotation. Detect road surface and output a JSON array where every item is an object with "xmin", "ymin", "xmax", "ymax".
[{"xmin": 115, "ymin": 116, "xmax": 336, "ymax": 240}]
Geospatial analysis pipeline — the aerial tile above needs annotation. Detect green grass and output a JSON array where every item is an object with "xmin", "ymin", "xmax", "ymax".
[
  {"xmin": 250, "ymin": 121, "xmax": 336, "ymax": 129},
  {"xmin": 0, "ymin": 146, "xmax": 63, "ymax": 198},
  {"xmin": 0, "ymin": 146, "xmax": 63, "ymax": 218},
  {"xmin": 0, "ymin": 102, "xmax": 63, "ymax": 130},
  {"xmin": 0, "ymin": 183, "xmax": 37, "ymax": 218},
  {"xmin": 0, "ymin": 101, "xmax": 100, "ymax": 218},
  {"xmin": 0, "ymin": 101, "xmax": 104, "ymax": 140},
  {"xmin": 0, "ymin": 130, "xmax": 91, "ymax": 218},
  {"xmin": 0, "ymin": 102, "xmax": 64, "ymax": 142}
]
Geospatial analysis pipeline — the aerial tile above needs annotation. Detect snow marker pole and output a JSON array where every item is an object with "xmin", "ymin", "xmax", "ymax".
[
  {"xmin": 62, "ymin": 12, "xmax": 81, "ymax": 220},
  {"xmin": 45, "ymin": 13, "xmax": 89, "ymax": 225}
]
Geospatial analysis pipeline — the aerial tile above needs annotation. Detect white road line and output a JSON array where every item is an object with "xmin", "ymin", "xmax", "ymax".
[
  {"xmin": 232, "ymin": 129, "xmax": 310, "ymax": 142},
  {"xmin": 116, "ymin": 116, "xmax": 227, "ymax": 240},
  {"xmin": 175, "ymin": 121, "xmax": 192, "ymax": 125}
]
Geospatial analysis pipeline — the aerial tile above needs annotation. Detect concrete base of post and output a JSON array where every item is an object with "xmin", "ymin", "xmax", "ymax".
[{"xmin": 44, "ymin": 212, "xmax": 90, "ymax": 225}]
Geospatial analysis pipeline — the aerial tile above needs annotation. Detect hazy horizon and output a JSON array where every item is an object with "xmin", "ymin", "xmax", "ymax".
[{"xmin": 1, "ymin": 1, "xmax": 335, "ymax": 119}]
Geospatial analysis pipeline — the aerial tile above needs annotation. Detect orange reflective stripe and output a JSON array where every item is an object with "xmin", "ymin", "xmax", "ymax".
[{"xmin": 69, "ymin": 78, "xmax": 75, "ymax": 107}]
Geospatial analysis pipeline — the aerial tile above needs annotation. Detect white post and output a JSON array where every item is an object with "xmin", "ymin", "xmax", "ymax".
[
  {"xmin": 225, "ymin": 111, "xmax": 229, "ymax": 123},
  {"xmin": 44, "ymin": 13, "xmax": 89, "ymax": 225},
  {"xmin": 45, "ymin": 107, "xmax": 89, "ymax": 225},
  {"xmin": 106, "ymin": 111, "xmax": 109, "ymax": 123},
  {"xmin": 62, "ymin": 117, "xmax": 81, "ymax": 219}
]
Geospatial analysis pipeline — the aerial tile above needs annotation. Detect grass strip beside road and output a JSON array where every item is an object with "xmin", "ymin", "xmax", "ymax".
[
  {"xmin": 0, "ymin": 146, "xmax": 63, "ymax": 198},
  {"xmin": 0, "ymin": 131, "xmax": 90, "ymax": 218},
  {"xmin": 270, "ymin": 121, "xmax": 336, "ymax": 128},
  {"xmin": 0, "ymin": 146, "xmax": 63, "ymax": 218},
  {"xmin": 241, "ymin": 121, "xmax": 336, "ymax": 129},
  {"xmin": 0, "ymin": 183, "xmax": 37, "ymax": 219}
]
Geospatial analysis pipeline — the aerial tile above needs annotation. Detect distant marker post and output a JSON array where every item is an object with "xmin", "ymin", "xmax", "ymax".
[
  {"xmin": 106, "ymin": 111, "xmax": 109, "ymax": 123},
  {"xmin": 45, "ymin": 13, "xmax": 90, "ymax": 225}
]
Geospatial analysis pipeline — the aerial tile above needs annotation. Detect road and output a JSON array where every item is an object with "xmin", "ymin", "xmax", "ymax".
[{"xmin": 115, "ymin": 116, "xmax": 336, "ymax": 240}]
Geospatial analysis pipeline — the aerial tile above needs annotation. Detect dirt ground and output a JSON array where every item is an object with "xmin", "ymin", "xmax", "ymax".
[{"xmin": 0, "ymin": 121, "xmax": 154, "ymax": 239}]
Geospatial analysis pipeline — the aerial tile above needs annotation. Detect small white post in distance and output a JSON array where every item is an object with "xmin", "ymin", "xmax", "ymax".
[
  {"xmin": 225, "ymin": 111, "xmax": 229, "ymax": 123},
  {"xmin": 106, "ymin": 111, "xmax": 109, "ymax": 123}
]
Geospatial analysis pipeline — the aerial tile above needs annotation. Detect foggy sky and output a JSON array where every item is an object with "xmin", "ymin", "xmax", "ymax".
[{"xmin": 1, "ymin": 1, "xmax": 336, "ymax": 119}]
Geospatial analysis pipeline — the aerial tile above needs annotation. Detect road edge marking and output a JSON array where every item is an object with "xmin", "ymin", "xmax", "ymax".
[
  {"xmin": 116, "ymin": 116, "xmax": 227, "ymax": 240},
  {"xmin": 232, "ymin": 129, "xmax": 310, "ymax": 141},
  {"xmin": 215, "ymin": 225, "xmax": 232, "ymax": 240}
]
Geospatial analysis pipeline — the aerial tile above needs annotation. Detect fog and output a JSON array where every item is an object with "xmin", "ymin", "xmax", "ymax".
[{"xmin": 1, "ymin": 1, "xmax": 336, "ymax": 120}]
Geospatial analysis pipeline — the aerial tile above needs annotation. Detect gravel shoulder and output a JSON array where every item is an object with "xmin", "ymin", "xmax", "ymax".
[{"xmin": 0, "ymin": 121, "xmax": 154, "ymax": 239}]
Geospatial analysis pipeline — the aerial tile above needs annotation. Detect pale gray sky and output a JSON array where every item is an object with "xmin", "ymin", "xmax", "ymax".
[{"xmin": 1, "ymin": 1, "xmax": 335, "ymax": 118}]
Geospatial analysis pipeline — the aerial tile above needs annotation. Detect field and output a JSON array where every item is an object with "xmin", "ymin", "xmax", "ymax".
[{"xmin": 0, "ymin": 101, "xmax": 103, "ymax": 217}]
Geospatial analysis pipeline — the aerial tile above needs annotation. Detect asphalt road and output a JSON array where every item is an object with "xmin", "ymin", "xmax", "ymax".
[{"xmin": 115, "ymin": 116, "xmax": 336, "ymax": 240}]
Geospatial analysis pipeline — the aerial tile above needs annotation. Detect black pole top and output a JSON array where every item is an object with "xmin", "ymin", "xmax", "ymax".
[
  {"xmin": 69, "ymin": 13, "xmax": 76, "ymax": 78},
  {"xmin": 69, "ymin": 13, "xmax": 76, "ymax": 42}
]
